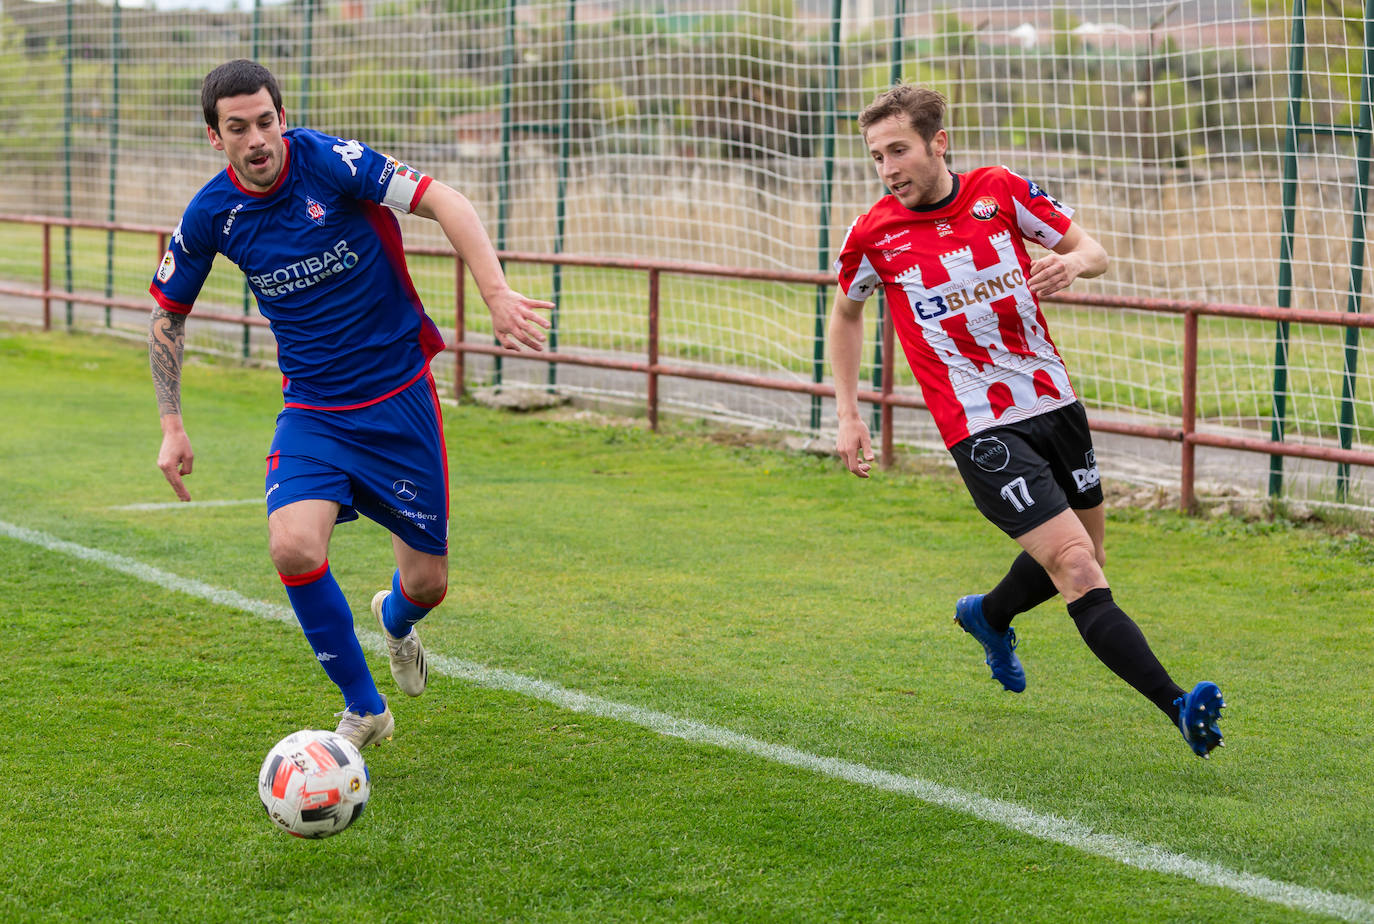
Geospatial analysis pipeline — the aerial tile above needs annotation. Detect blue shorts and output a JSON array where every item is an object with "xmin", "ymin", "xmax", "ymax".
[{"xmin": 264, "ymin": 373, "xmax": 449, "ymax": 555}]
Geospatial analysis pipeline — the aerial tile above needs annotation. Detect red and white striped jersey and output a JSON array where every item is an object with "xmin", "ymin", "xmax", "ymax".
[{"xmin": 835, "ymin": 166, "xmax": 1078, "ymax": 447}]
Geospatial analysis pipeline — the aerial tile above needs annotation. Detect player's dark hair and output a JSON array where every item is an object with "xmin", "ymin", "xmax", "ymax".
[
  {"xmin": 202, "ymin": 59, "xmax": 282, "ymax": 129},
  {"xmin": 858, "ymin": 85, "xmax": 946, "ymax": 144}
]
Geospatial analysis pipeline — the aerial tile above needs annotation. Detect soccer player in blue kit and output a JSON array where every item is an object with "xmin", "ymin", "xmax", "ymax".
[{"xmin": 149, "ymin": 60, "xmax": 552, "ymax": 749}]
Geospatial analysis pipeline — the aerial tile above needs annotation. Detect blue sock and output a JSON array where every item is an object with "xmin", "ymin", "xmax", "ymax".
[
  {"xmin": 281, "ymin": 561, "xmax": 385, "ymax": 716},
  {"xmin": 382, "ymin": 569, "xmax": 442, "ymax": 639}
]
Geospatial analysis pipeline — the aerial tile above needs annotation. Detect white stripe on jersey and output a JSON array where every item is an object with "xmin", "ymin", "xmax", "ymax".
[{"xmin": 1013, "ymin": 199, "xmax": 1066, "ymax": 249}]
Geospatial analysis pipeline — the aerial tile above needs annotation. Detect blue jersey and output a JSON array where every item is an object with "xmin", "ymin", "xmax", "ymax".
[{"xmin": 151, "ymin": 128, "xmax": 445, "ymax": 409}]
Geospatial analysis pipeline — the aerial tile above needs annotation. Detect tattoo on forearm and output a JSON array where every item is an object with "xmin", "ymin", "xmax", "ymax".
[{"xmin": 149, "ymin": 308, "xmax": 186, "ymax": 417}]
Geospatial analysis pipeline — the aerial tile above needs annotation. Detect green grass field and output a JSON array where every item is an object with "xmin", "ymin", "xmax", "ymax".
[{"xmin": 3, "ymin": 328, "xmax": 1374, "ymax": 922}]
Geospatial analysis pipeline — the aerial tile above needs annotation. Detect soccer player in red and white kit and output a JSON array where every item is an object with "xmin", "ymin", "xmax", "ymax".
[{"xmin": 829, "ymin": 85, "xmax": 1225, "ymax": 758}]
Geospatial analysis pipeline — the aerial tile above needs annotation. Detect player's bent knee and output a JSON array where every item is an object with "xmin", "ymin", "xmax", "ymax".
[
  {"xmin": 1045, "ymin": 541, "xmax": 1102, "ymax": 597},
  {"xmin": 404, "ymin": 573, "xmax": 448, "ymax": 606},
  {"xmin": 268, "ymin": 535, "xmax": 327, "ymax": 577}
]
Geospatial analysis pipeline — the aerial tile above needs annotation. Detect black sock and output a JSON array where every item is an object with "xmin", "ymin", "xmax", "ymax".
[
  {"xmin": 982, "ymin": 551, "xmax": 1059, "ymax": 632},
  {"xmin": 1066, "ymin": 587, "xmax": 1186, "ymax": 721}
]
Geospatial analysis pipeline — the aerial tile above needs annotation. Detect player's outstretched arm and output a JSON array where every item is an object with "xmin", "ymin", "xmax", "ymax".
[
  {"xmin": 414, "ymin": 180, "xmax": 553, "ymax": 352},
  {"xmin": 1026, "ymin": 223, "xmax": 1109, "ymax": 298},
  {"xmin": 828, "ymin": 291, "xmax": 874, "ymax": 479},
  {"xmin": 149, "ymin": 307, "xmax": 194, "ymax": 501}
]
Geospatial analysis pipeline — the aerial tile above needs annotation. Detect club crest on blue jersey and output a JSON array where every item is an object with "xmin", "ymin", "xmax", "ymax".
[{"xmin": 306, "ymin": 197, "xmax": 327, "ymax": 226}]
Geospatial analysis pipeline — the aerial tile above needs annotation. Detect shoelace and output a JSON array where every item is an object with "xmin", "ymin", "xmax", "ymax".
[
  {"xmin": 334, "ymin": 709, "xmax": 364, "ymax": 728},
  {"xmin": 388, "ymin": 632, "xmax": 419, "ymax": 661}
]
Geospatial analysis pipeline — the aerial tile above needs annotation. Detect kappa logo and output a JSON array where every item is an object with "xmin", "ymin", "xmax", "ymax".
[
  {"xmin": 970, "ymin": 197, "xmax": 999, "ymax": 221},
  {"xmin": 171, "ymin": 220, "xmax": 188, "ymax": 254},
  {"xmin": 316, "ymin": 651, "xmax": 338, "ymax": 662},
  {"xmin": 306, "ymin": 197, "xmax": 327, "ymax": 226},
  {"xmin": 392, "ymin": 479, "xmax": 418, "ymax": 502},
  {"xmin": 221, "ymin": 203, "xmax": 244, "ymax": 237},
  {"xmin": 332, "ymin": 138, "xmax": 364, "ymax": 176}
]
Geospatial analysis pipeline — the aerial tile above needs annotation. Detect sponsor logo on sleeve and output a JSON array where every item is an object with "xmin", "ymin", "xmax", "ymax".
[
  {"xmin": 156, "ymin": 250, "xmax": 176, "ymax": 283},
  {"xmin": 970, "ymin": 197, "xmax": 999, "ymax": 221},
  {"xmin": 1028, "ymin": 178, "xmax": 1065, "ymax": 210},
  {"xmin": 378, "ymin": 157, "xmax": 397, "ymax": 185}
]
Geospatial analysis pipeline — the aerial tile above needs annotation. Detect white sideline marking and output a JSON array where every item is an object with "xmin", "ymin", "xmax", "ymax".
[
  {"xmin": 2, "ymin": 516, "xmax": 1370, "ymax": 924},
  {"xmin": 107, "ymin": 499, "xmax": 262, "ymax": 511}
]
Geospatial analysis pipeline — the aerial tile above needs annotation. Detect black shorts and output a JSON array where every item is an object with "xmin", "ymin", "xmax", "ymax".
[{"xmin": 949, "ymin": 402, "xmax": 1104, "ymax": 539}]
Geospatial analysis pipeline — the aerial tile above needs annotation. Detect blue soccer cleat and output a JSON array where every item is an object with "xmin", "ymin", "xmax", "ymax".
[
  {"xmin": 1175, "ymin": 681, "xmax": 1226, "ymax": 758},
  {"xmin": 954, "ymin": 594, "xmax": 1026, "ymax": 693}
]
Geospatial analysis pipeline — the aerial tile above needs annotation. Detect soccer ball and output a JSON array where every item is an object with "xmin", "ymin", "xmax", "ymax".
[{"xmin": 257, "ymin": 729, "xmax": 371, "ymax": 838}]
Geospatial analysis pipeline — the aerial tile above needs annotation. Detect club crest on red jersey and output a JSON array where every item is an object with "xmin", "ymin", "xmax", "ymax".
[{"xmin": 970, "ymin": 197, "xmax": 999, "ymax": 221}]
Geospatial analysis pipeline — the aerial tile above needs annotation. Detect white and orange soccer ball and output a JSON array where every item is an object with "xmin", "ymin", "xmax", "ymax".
[{"xmin": 257, "ymin": 729, "xmax": 371, "ymax": 838}]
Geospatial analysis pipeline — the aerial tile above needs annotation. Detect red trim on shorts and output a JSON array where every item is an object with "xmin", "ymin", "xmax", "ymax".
[
  {"xmin": 282, "ymin": 364, "xmax": 431, "ymax": 412},
  {"xmin": 279, "ymin": 559, "xmax": 329, "ymax": 586},
  {"xmin": 425, "ymin": 372, "xmax": 450, "ymax": 524}
]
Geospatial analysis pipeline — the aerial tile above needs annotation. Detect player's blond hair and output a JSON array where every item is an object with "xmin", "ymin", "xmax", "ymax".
[{"xmin": 858, "ymin": 85, "xmax": 947, "ymax": 144}]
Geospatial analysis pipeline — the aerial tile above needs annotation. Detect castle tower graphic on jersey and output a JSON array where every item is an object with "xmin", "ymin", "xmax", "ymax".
[
  {"xmin": 150, "ymin": 128, "xmax": 445, "ymax": 410},
  {"xmin": 835, "ymin": 166, "xmax": 1078, "ymax": 447}
]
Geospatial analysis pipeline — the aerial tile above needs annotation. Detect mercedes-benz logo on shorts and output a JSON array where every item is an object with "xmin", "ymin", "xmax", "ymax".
[
  {"xmin": 392, "ymin": 479, "xmax": 418, "ymax": 502},
  {"xmin": 970, "ymin": 437, "xmax": 1011, "ymax": 473}
]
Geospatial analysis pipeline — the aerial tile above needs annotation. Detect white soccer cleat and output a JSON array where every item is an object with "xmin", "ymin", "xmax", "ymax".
[
  {"xmin": 372, "ymin": 590, "xmax": 428, "ymax": 697},
  {"xmin": 333, "ymin": 697, "xmax": 394, "ymax": 750}
]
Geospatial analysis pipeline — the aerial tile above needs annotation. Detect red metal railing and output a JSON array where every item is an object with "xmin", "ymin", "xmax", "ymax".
[{"xmin": 3, "ymin": 211, "xmax": 1372, "ymax": 512}]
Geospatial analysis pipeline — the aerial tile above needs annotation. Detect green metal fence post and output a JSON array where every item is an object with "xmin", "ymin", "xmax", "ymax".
[
  {"xmin": 812, "ymin": 0, "xmax": 842, "ymax": 432},
  {"xmin": 63, "ymin": 0, "xmax": 74, "ymax": 328},
  {"xmin": 104, "ymin": 0, "xmax": 121, "ymax": 329},
  {"xmin": 299, "ymin": 0, "xmax": 315, "ymax": 127},
  {"xmin": 1334, "ymin": 0, "xmax": 1374, "ymax": 499},
  {"xmin": 492, "ymin": 0, "xmax": 517, "ymax": 389},
  {"xmin": 1268, "ymin": 0, "xmax": 1308, "ymax": 498},
  {"xmin": 871, "ymin": 0, "xmax": 905, "ymax": 438},
  {"xmin": 549, "ymin": 0, "xmax": 576, "ymax": 393},
  {"xmin": 242, "ymin": 0, "xmax": 263, "ymax": 360}
]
